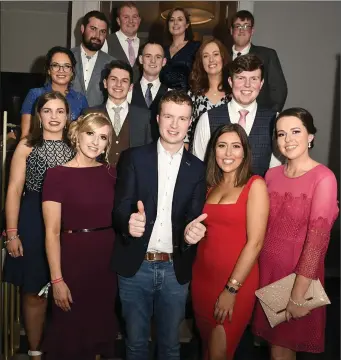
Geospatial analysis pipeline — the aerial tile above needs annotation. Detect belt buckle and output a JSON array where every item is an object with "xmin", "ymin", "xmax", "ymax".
[{"xmin": 146, "ymin": 252, "xmax": 157, "ymax": 261}]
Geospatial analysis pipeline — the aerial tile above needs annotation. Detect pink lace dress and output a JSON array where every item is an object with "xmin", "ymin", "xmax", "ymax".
[{"xmin": 252, "ymin": 164, "xmax": 339, "ymax": 353}]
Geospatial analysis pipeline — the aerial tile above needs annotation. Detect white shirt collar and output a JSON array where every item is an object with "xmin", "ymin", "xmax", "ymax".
[
  {"xmin": 230, "ymin": 97, "xmax": 257, "ymax": 113},
  {"xmin": 80, "ymin": 44, "xmax": 98, "ymax": 58},
  {"xmin": 107, "ymin": 98, "xmax": 129, "ymax": 112},
  {"xmin": 232, "ymin": 43, "xmax": 251, "ymax": 56},
  {"xmin": 116, "ymin": 29, "xmax": 139, "ymax": 41},
  {"xmin": 141, "ymin": 76, "xmax": 161, "ymax": 88},
  {"xmin": 157, "ymin": 138, "xmax": 184, "ymax": 157}
]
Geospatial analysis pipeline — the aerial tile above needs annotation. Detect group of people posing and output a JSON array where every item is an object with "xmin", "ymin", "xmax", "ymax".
[{"xmin": 2, "ymin": 3, "xmax": 339, "ymax": 360}]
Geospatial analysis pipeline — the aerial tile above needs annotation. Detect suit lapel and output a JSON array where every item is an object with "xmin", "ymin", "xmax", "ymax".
[
  {"xmin": 172, "ymin": 149, "xmax": 192, "ymax": 217},
  {"xmin": 146, "ymin": 143, "xmax": 158, "ymax": 205},
  {"xmin": 74, "ymin": 47, "xmax": 86, "ymax": 93}
]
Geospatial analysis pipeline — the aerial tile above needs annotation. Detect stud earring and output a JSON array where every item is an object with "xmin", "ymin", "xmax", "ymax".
[{"xmin": 308, "ymin": 142, "xmax": 311, "ymax": 148}]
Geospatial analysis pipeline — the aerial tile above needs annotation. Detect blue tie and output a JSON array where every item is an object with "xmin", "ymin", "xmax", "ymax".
[{"xmin": 145, "ymin": 83, "xmax": 153, "ymax": 108}]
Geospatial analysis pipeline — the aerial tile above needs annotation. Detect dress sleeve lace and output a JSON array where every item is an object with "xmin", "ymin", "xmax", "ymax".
[{"xmin": 295, "ymin": 173, "xmax": 339, "ymax": 279}]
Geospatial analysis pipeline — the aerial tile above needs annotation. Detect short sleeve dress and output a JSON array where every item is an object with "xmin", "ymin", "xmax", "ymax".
[{"xmin": 42, "ymin": 165, "xmax": 118, "ymax": 360}]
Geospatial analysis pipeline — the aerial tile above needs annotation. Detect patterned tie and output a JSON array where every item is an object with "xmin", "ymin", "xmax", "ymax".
[
  {"xmin": 238, "ymin": 109, "xmax": 249, "ymax": 130},
  {"xmin": 113, "ymin": 107, "xmax": 122, "ymax": 136},
  {"xmin": 145, "ymin": 83, "xmax": 153, "ymax": 108},
  {"xmin": 126, "ymin": 38, "xmax": 135, "ymax": 66}
]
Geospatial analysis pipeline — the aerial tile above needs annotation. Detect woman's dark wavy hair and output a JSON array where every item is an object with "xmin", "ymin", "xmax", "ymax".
[
  {"xmin": 164, "ymin": 7, "xmax": 194, "ymax": 44},
  {"xmin": 189, "ymin": 38, "xmax": 231, "ymax": 96},
  {"xmin": 206, "ymin": 124, "xmax": 253, "ymax": 188},
  {"xmin": 45, "ymin": 46, "xmax": 77, "ymax": 85},
  {"xmin": 275, "ymin": 107, "xmax": 317, "ymax": 148},
  {"xmin": 26, "ymin": 91, "xmax": 71, "ymax": 148}
]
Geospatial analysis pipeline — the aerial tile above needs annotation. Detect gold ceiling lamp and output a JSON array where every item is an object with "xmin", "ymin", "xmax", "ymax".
[{"xmin": 160, "ymin": 2, "xmax": 215, "ymax": 26}]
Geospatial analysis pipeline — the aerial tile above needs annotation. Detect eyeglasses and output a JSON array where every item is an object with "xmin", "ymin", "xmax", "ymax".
[
  {"xmin": 232, "ymin": 24, "xmax": 253, "ymax": 31},
  {"xmin": 50, "ymin": 63, "xmax": 73, "ymax": 73}
]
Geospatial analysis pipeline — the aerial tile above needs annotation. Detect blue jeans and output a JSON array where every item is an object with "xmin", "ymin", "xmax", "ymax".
[{"xmin": 118, "ymin": 260, "xmax": 189, "ymax": 360}]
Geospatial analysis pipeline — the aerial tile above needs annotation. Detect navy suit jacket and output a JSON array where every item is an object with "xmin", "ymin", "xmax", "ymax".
[
  {"xmin": 111, "ymin": 142, "xmax": 206, "ymax": 284},
  {"xmin": 248, "ymin": 44, "xmax": 288, "ymax": 112}
]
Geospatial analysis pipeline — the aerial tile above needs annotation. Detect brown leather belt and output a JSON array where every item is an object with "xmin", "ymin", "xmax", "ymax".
[
  {"xmin": 144, "ymin": 252, "xmax": 173, "ymax": 262},
  {"xmin": 62, "ymin": 226, "xmax": 112, "ymax": 234}
]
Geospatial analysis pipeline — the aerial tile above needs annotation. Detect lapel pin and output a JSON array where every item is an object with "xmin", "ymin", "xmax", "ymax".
[{"xmin": 186, "ymin": 161, "xmax": 191, "ymax": 166}]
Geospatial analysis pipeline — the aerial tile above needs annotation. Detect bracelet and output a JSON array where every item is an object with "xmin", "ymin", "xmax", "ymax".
[
  {"xmin": 5, "ymin": 234, "xmax": 20, "ymax": 243},
  {"xmin": 51, "ymin": 277, "xmax": 63, "ymax": 284},
  {"xmin": 229, "ymin": 278, "xmax": 243, "ymax": 287},
  {"xmin": 289, "ymin": 297, "xmax": 307, "ymax": 307},
  {"xmin": 6, "ymin": 228, "xmax": 18, "ymax": 233}
]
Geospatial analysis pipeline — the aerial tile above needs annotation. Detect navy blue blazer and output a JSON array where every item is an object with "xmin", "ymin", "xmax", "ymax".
[{"xmin": 111, "ymin": 142, "xmax": 206, "ymax": 284}]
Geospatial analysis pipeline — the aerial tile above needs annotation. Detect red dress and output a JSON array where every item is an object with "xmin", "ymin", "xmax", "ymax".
[
  {"xmin": 192, "ymin": 176, "xmax": 261, "ymax": 359},
  {"xmin": 252, "ymin": 165, "xmax": 339, "ymax": 353},
  {"xmin": 42, "ymin": 165, "xmax": 117, "ymax": 360}
]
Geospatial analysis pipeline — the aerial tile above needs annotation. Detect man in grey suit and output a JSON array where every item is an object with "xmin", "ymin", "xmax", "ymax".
[
  {"xmin": 230, "ymin": 10, "xmax": 288, "ymax": 112},
  {"xmin": 107, "ymin": 2, "xmax": 142, "ymax": 83},
  {"xmin": 71, "ymin": 11, "xmax": 115, "ymax": 107},
  {"xmin": 83, "ymin": 60, "xmax": 153, "ymax": 166}
]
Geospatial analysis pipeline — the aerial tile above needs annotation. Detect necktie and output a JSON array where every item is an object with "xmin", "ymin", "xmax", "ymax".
[
  {"xmin": 113, "ymin": 107, "xmax": 122, "ymax": 136},
  {"xmin": 126, "ymin": 38, "xmax": 135, "ymax": 66},
  {"xmin": 237, "ymin": 52, "xmax": 242, "ymax": 57},
  {"xmin": 85, "ymin": 55, "xmax": 92, "ymax": 61},
  {"xmin": 145, "ymin": 83, "xmax": 153, "ymax": 107},
  {"xmin": 238, "ymin": 109, "xmax": 249, "ymax": 130}
]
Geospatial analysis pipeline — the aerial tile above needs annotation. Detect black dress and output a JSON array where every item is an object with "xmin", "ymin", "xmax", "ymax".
[
  {"xmin": 160, "ymin": 41, "xmax": 200, "ymax": 91},
  {"xmin": 3, "ymin": 140, "xmax": 74, "ymax": 293}
]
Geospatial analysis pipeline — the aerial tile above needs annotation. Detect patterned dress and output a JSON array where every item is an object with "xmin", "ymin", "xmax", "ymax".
[
  {"xmin": 3, "ymin": 140, "xmax": 74, "ymax": 293},
  {"xmin": 252, "ymin": 164, "xmax": 339, "ymax": 353},
  {"xmin": 187, "ymin": 91, "xmax": 230, "ymax": 148}
]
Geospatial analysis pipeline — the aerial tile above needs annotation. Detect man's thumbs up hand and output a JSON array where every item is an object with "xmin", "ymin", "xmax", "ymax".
[
  {"xmin": 184, "ymin": 213, "xmax": 208, "ymax": 245},
  {"xmin": 128, "ymin": 201, "xmax": 146, "ymax": 237}
]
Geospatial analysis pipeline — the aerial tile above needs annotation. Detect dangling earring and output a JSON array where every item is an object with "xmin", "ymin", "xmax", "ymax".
[
  {"xmin": 39, "ymin": 121, "xmax": 42, "ymax": 128},
  {"xmin": 308, "ymin": 142, "xmax": 311, "ymax": 148}
]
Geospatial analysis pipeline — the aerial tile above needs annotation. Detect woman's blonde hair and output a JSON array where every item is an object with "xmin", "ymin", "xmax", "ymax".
[{"xmin": 68, "ymin": 112, "xmax": 113, "ymax": 163}]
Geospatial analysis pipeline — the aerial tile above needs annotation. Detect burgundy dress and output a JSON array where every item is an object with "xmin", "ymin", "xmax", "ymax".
[
  {"xmin": 42, "ymin": 165, "xmax": 117, "ymax": 360},
  {"xmin": 253, "ymin": 164, "xmax": 339, "ymax": 353},
  {"xmin": 192, "ymin": 176, "xmax": 261, "ymax": 359}
]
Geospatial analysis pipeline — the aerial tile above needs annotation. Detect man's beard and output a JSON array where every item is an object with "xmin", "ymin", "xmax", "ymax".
[{"xmin": 82, "ymin": 34, "xmax": 103, "ymax": 51}]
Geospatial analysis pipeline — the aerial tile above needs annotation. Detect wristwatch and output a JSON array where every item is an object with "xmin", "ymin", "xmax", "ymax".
[{"xmin": 225, "ymin": 284, "xmax": 238, "ymax": 294}]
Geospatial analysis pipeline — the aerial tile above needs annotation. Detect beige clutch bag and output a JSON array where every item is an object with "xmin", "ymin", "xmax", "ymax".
[{"xmin": 255, "ymin": 273, "xmax": 331, "ymax": 328}]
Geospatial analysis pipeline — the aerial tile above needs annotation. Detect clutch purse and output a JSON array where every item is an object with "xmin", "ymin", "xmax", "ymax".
[{"xmin": 255, "ymin": 273, "xmax": 331, "ymax": 328}]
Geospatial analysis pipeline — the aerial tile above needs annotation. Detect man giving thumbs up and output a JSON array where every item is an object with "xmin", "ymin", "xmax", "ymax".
[{"xmin": 112, "ymin": 90, "xmax": 206, "ymax": 360}]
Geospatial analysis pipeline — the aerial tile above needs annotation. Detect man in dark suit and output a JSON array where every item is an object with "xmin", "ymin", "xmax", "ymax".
[
  {"xmin": 71, "ymin": 11, "xmax": 115, "ymax": 107},
  {"xmin": 230, "ymin": 10, "xmax": 287, "ymax": 112},
  {"xmin": 193, "ymin": 54, "xmax": 282, "ymax": 175},
  {"xmin": 112, "ymin": 90, "xmax": 207, "ymax": 360},
  {"xmin": 128, "ymin": 41, "xmax": 169, "ymax": 139},
  {"xmin": 107, "ymin": 2, "xmax": 142, "ymax": 83},
  {"xmin": 83, "ymin": 60, "xmax": 153, "ymax": 165}
]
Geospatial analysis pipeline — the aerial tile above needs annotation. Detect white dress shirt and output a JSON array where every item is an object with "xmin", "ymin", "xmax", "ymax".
[
  {"xmin": 127, "ymin": 76, "xmax": 162, "ymax": 104},
  {"xmin": 147, "ymin": 139, "xmax": 183, "ymax": 253},
  {"xmin": 116, "ymin": 29, "xmax": 140, "ymax": 65},
  {"xmin": 80, "ymin": 45, "xmax": 99, "ymax": 90},
  {"xmin": 232, "ymin": 43, "xmax": 251, "ymax": 60},
  {"xmin": 106, "ymin": 98, "xmax": 129, "ymax": 131},
  {"xmin": 192, "ymin": 98, "xmax": 281, "ymax": 167}
]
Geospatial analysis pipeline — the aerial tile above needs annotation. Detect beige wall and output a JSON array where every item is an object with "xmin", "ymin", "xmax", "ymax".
[
  {"xmin": 0, "ymin": 1, "xmax": 69, "ymax": 73},
  {"xmin": 252, "ymin": 1, "xmax": 341, "ymax": 167}
]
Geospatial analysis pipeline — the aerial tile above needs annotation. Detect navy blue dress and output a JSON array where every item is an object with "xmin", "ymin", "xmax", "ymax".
[
  {"xmin": 3, "ymin": 140, "xmax": 74, "ymax": 293},
  {"xmin": 160, "ymin": 41, "xmax": 200, "ymax": 91}
]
